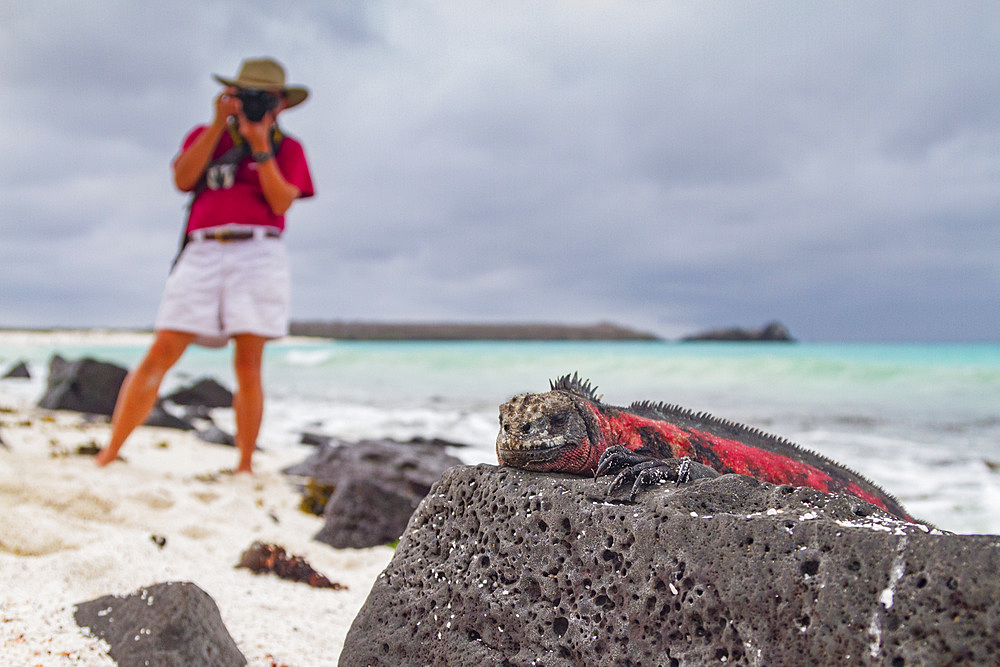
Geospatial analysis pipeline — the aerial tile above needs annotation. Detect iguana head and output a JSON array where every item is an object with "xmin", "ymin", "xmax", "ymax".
[{"xmin": 496, "ymin": 374, "xmax": 605, "ymax": 474}]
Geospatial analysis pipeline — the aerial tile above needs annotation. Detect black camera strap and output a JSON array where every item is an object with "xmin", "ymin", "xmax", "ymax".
[{"xmin": 170, "ymin": 122, "xmax": 284, "ymax": 270}]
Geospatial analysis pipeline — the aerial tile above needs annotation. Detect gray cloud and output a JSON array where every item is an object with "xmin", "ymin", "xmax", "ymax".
[{"xmin": 1, "ymin": 1, "xmax": 998, "ymax": 341}]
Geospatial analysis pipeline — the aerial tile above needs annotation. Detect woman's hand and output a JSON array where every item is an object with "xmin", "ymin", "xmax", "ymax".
[
  {"xmin": 237, "ymin": 110, "xmax": 275, "ymax": 154},
  {"xmin": 213, "ymin": 87, "xmax": 242, "ymax": 127}
]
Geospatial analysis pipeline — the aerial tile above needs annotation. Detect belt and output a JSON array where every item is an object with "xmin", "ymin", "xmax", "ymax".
[{"xmin": 187, "ymin": 228, "xmax": 281, "ymax": 243}]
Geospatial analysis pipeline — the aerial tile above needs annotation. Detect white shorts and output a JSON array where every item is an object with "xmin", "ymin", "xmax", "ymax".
[{"xmin": 155, "ymin": 234, "xmax": 290, "ymax": 348}]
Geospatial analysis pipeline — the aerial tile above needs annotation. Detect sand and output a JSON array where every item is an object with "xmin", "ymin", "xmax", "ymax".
[{"xmin": 0, "ymin": 390, "xmax": 393, "ymax": 666}]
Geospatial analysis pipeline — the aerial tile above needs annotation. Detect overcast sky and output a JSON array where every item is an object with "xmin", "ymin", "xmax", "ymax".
[{"xmin": 2, "ymin": 2, "xmax": 998, "ymax": 342}]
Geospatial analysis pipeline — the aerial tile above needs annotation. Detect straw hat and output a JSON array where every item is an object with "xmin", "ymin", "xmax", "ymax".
[{"xmin": 213, "ymin": 57, "xmax": 309, "ymax": 109}]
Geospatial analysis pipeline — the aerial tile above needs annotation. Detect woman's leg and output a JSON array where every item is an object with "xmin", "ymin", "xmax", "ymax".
[
  {"xmin": 95, "ymin": 330, "xmax": 194, "ymax": 466},
  {"xmin": 232, "ymin": 333, "xmax": 268, "ymax": 473}
]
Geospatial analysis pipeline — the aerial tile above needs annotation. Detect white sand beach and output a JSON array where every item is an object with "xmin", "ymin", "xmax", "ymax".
[{"xmin": 0, "ymin": 389, "xmax": 393, "ymax": 666}]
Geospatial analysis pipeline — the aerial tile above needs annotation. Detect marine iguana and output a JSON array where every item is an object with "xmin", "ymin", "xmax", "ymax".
[{"xmin": 496, "ymin": 373, "xmax": 917, "ymax": 523}]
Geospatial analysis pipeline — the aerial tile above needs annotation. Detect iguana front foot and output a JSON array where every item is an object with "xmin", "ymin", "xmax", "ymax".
[
  {"xmin": 594, "ymin": 445, "xmax": 651, "ymax": 478},
  {"xmin": 597, "ymin": 446, "xmax": 719, "ymax": 502}
]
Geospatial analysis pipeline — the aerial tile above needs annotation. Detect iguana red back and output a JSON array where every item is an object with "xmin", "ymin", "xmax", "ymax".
[{"xmin": 496, "ymin": 373, "xmax": 917, "ymax": 523}]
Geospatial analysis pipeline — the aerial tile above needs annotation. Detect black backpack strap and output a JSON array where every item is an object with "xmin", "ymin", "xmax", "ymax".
[{"xmin": 170, "ymin": 124, "xmax": 284, "ymax": 271}]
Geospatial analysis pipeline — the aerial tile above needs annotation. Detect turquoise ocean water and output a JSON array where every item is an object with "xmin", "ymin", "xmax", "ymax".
[{"xmin": 2, "ymin": 337, "xmax": 998, "ymax": 534}]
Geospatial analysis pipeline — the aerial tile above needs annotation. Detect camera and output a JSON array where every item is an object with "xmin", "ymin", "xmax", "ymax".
[{"xmin": 236, "ymin": 89, "xmax": 278, "ymax": 122}]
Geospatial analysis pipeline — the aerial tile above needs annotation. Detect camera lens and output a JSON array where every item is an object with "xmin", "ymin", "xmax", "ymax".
[{"xmin": 237, "ymin": 89, "xmax": 278, "ymax": 122}]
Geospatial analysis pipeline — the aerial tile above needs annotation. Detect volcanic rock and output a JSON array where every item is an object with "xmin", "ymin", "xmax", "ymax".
[
  {"xmin": 340, "ymin": 465, "xmax": 1000, "ymax": 666},
  {"xmin": 195, "ymin": 423, "xmax": 235, "ymax": 446},
  {"xmin": 75, "ymin": 581, "xmax": 245, "ymax": 667},
  {"xmin": 37, "ymin": 355, "xmax": 127, "ymax": 416},
  {"xmin": 144, "ymin": 401, "xmax": 196, "ymax": 431},
  {"xmin": 284, "ymin": 438, "xmax": 463, "ymax": 548},
  {"xmin": 164, "ymin": 377, "xmax": 233, "ymax": 408},
  {"xmin": 2, "ymin": 360, "xmax": 30, "ymax": 379}
]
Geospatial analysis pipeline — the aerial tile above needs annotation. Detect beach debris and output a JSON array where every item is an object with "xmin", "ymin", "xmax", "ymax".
[
  {"xmin": 75, "ymin": 441, "xmax": 101, "ymax": 456},
  {"xmin": 298, "ymin": 478, "xmax": 335, "ymax": 516},
  {"xmin": 191, "ymin": 469, "xmax": 234, "ymax": 483},
  {"xmin": 75, "ymin": 581, "xmax": 246, "ymax": 667},
  {"xmin": 237, "ymin": 541, "xmax": 346, "ymax": 590},
  {"xmin": 150, "ymin": 534, "xmax": 167, "ymax": 549},
  {"xmin": 2, "ymin": 360, "xmax": 30, "ymax": 379}
]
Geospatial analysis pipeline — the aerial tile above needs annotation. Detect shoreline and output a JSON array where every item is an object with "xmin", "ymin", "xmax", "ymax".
[{"xmin": 0, "ymin": 392, "xmax": 391, "ymax": 665}]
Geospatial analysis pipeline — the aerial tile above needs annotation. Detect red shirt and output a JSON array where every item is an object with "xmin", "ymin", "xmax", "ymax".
[{"xmin": 179, "ymin": 125, "xmax": 315, "ymax": 234}]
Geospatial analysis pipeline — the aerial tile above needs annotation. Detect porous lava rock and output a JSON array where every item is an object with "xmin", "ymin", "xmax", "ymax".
[
  {"xmin": 75, "ymin": 581, "xmax": 246, "ymax": 667},
  {"xmin": 284, "ymin": 438, "xmax": 463, "ymax": 548},
  {"xmin": 37, "ymin": 355, "xmax": 127, "ymax": 415},
  {"xmin": 340, "ymin": 465, "xmax": 1000, "ymax": 666}
]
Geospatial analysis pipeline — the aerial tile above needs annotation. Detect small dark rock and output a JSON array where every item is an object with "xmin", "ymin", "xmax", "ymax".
[
  {"xmin": 75, "ymin": 442, "xmax": 101, "ymax": 456},
  {"xmin": 300, "ymin": 431, "xmax": 332, "ymax": 447},
  {"xmin": 37, "ymin": 355, "xmax": 128, "ymax": 416},
  {"xmin": 195, "ymin": 424, "xmax": 235, "ymax": 447},
  {"xmin": 314, "ymin": 476, "xmax": 420, "ymax": 549},
  {"xmin": 164, "ymin": 377, "xmax": 233, "ymax": 408},
  {"xmin": 2, "ymin": 360, "xmax": 30, "ymax": 379},
  {"xmin": 284, "ymin": 438, "xmax": 463, "ymax": 549},
  {"xmin": 74, "ymin": 581, "xmax": 246, "ymax": 667},
  {"xmin": 144, "ymin": 402, "xmax": 196, "ymax": 431},
  {"xmin": 181, "ymin": 403, "xmax": 216, "ymax": 423}
]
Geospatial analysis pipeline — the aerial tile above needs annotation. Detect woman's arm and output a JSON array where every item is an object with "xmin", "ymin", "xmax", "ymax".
[
  {"xmin": 239, "ymin": 106, "xmax": 301, "ymax": 216},
  {"xmin": 173, "ymin": 90, "xmax": 242, "ymax": 192}
]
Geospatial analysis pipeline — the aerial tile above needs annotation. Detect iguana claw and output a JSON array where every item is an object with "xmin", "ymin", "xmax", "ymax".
[{"xmin": 603, "ymin": 455, "xmax": 720, "ymax": 502}]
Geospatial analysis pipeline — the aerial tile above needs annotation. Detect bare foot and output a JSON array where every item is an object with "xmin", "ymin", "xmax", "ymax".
[
  {"xmin": 234, "ymin": 464, "xmax": 254, "ymax": 475},
  {"xmin": 94, "ymin": 448, "xmax": 118, "ymax": 467}
]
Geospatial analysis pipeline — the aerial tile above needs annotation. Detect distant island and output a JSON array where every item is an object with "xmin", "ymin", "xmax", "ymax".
[
  {"xmin": 679, "ymin": 321, "xmax": 795, "ymax": 343},
  {"xmin": 1, "ymin": 321, "xmax": 794, "ymax": 343},
  {"xmin": 288, "ymin": 320, "xmax": 661, "ymax": 341}
]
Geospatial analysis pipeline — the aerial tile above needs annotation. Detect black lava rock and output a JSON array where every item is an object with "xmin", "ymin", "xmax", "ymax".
[
  {"xmin": 314, "ymin": 476, "xmax": 421, "ymax": 548},
  {"xmin": 164, "ymin": 377, "xmax": 234, "ymax": 408},
  {"xmin": 284, "ymin": 438, "xmax": 463, "ymax": 549},
  {"xmin": 144, "ymin": 401, "xmax": 196, "ymax": 431},
  {"xmin": 37, "ymin": 355, "xmax": 128, "ymax": 416},
  {"xmin": 340, "ymin": 465, "xmax": 1000, "ymax": 666},
  {"xmin": 195, "ymin": 424, "xmax": 235, "ymax": 446},
  {"xmin": 74, "ymin": 581, "xmax": 246, "ymax": 667},
  {"xmin": 2, "ymin": 360, "xmax": 30, "ymax": 379}
]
